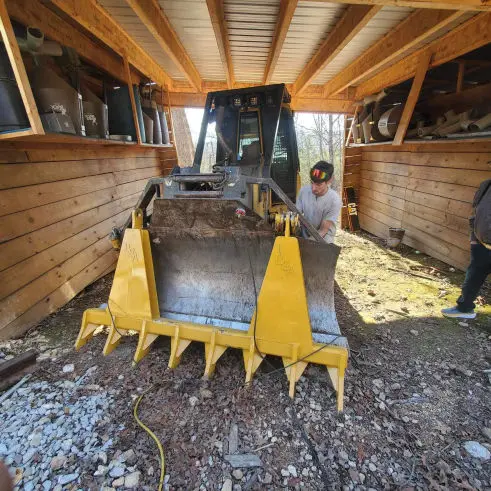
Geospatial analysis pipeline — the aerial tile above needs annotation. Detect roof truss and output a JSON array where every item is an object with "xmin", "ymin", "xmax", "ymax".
[
  {"xmin": 356, "ymin": 11, "xmax": 491, "ymax": 98},
  {"xmin": 305, "ymin": 0, "xmax": 491, "ymax": 11},
  {"xmin": 206, "ymin": 0, "xmax": 235, "ymax": 88},
  {"xmin": 263, "ymin": 0, "xmax": 298, "ymax": 85},
  {"xmin": 292, "ymin": 4, "xmax": 381, "ymax": 96},
  {"xmin": 125, "ymin": 0, "xmax": 202, "ymax": 91},
  {"xmin": 47, "ymin": 0, "xmax": 172, "ymax": 88},
  {"xmin": 323, "ymin": 8, "xmax": 468, "ymax": 97}
]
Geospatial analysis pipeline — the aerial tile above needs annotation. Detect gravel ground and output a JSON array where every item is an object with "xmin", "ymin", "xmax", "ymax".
[{"xmin": 0, "ymin": 230, "xmax": 490, "ymax": 490}]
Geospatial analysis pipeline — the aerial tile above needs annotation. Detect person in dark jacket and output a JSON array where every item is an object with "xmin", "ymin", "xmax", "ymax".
[{"xmin": 442, "ymin": 179, "xmax": 491, "ymax": 319}]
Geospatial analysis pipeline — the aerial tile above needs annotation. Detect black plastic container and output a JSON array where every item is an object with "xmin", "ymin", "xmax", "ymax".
[{"xmin": 0, "ymin": 44, "xmax": 29, "ymax": 133}]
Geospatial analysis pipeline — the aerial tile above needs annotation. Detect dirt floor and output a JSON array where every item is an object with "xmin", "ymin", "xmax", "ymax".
[{"xmin": 2, "ymin": 230, "xmax": 490, "ymax": 490}]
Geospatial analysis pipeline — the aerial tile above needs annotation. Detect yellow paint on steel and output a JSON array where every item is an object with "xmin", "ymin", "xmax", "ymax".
[{"xmin": 75, "ymin": 212, "xmax": 348, "ymax": 411}]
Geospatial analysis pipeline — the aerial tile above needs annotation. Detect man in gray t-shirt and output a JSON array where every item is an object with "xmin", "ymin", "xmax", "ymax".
[{"xmin": 296, "ymin": 161, "xmax": 342, "ymax": 244}]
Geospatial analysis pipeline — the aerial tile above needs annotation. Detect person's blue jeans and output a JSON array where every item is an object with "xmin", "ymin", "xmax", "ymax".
[{"xmin": 456, "ymin": 242, "xmax": 491, "ymax": 312}]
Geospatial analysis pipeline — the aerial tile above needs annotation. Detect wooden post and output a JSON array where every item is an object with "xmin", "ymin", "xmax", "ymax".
[
  {"xmin": 393, "ymin": 50, "xmax": 432, "ymax": 146},
  {"xmin": 123, "ymin": 56, "xmax": 142, "ymax": 144},
  {"xmin": 456, "ymin": 60, "xmax": 465, "ymax": 93},
  {"xmin": 165, "ymin": 84, "xmax": 176, "ymax": 147},
  {"xmin": 0, "ymin": 0, "xmax": 44, "ymax": 135}
]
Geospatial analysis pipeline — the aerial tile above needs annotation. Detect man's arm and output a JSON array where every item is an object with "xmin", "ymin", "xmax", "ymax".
[
  {"xmin": 318, "ymin": 219, "xmax": 335, "ymax": 238},
  {"xmin": 319, "ymin": 193, "xmax": 342, "ymax": 238}
]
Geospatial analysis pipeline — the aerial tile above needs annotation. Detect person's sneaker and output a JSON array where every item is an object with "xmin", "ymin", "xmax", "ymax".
[{"xmin": 441, "ymin": 306, "xmax": 476, "ymax": 319}]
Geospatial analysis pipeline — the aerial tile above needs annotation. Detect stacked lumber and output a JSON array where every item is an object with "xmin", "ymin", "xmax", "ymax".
[
  {"xmin": 0, "ymin": 144, "xmax": 177, "ymax": 340},
  {"xmin": 357, "ymin": 141, "xmax": 491, "ymax": 270}
]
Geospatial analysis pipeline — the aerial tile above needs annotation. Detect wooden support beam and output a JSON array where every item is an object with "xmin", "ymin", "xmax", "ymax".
[
  {"xmin": 456, "ymin": 60, "xmax": 465, "ymax": 92},
  {"xmin": 393, "ymin": 50, "xmax": 431, "ymax": 146},
  {"xmin": 263, "ymin": 0, "xmax": 298, "ymax": 85},
  {"xmin": 166, "ymin": 90, "xmax": 354, "ymax": 113},
  {"xmin": 47, "ymin": 0, "xmax": 172, "ymax": 89},
  {"xmin": 355, "ymin": 12, "xmax": 491, "ymax": 99},
  {"xmin": 305, "ymin": 0, "xmax": 491, "ymax": 11},
  {"xmin": 0, "ymin": 0, "xmax": 44, "ymax": 135},
  {"xmin": 126, "ymin": 0, "xmax": 202, "ymax": 91},
  {"xmin": 7, "ymin": 0, "xmax": 129, "ymax": 84},
  {"xmin": 206, "ymin": 0, "xmax": 235, "ymax": 88},
  {"xmin": 293, "ymin": 5, "xmax": 380, "ymax": 96},
  {"xmin": 323, "ymin": 9, "xmax": 466, "ymax": 97},
  {"xmin": 124, "ymin": 57, "xmax": 142, "ymax": 145}
]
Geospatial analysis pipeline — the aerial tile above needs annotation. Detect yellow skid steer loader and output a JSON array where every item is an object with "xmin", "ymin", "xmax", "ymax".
[{"xmin": 75, "ymin": 84, "xmax": 348, "ymax": 410}]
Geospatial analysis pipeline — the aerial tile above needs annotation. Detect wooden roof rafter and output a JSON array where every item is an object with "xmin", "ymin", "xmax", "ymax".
[
  {"xmin": 7, "ymin": 0, "xmax": 133, "ymax": 85},
  {"xmin": 263, "ymin": 0, "xmax": 299, "ymax": 85},
  {"xmin": 206, "ymin": 0, "xmax": 235, "ymax": 88},
  {"xmin": 355, "ymin": 11, "xmax": 491, "ymax": 99},
  {"xmin": 125, "ymin": 0, "xmax": 202, "ymax": 91},
  {"xmin": 323, "ymin": 8, "xmax": 468, "ymax": 98},
  {"xmin": 305, "ymin": 0, "xmax": 491, "ymax": 11},
  {"xmin": 46, "ymin": 0, "xmax": 172, "ymax": 89},
  {"xmin": 292, "ymin": 4, "xmax": 381, "ymax": 96}
]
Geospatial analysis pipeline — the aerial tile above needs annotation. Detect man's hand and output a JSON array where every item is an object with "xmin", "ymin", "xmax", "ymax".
[{"xmin": 318, "ymin": 219, "xmax": 335, "ymax": 238}]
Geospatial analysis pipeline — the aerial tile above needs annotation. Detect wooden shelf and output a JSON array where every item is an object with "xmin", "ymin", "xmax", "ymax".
[
  {"xmin": 1, "ymin": 132, "xmax": 174, "ymax": 148},
  {"xmin": 140, "ymin": 143, "xmax": 174, "ymax": 148},
  {"xmin": 348, "ymin": 136, "xmax": 491, "ymax": 147},
  {"xmin": 0, "ymin": 128, "xmax": 33, "ymax": 140}
]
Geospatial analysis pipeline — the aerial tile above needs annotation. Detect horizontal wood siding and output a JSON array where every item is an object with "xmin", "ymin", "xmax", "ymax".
[
  {"xmin": 357, "ymin": 142, "xmax": 491, "ymax": 271},
  {"xmin": 0, "ymin": 144, "xmax": 177, "ymax": 339}
]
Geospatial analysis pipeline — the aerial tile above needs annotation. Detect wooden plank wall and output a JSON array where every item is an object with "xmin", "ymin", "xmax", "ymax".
[
  {"xmin": 357, "ymin": 141, "xmax": 491, "ymax": 270},
  {"xmin": 0, "ymin": 143, "xmax": 177, "ymax": 340},
  {"xmin": 341, "ymin": 145, "xmax": 362, "ymax": 228}
]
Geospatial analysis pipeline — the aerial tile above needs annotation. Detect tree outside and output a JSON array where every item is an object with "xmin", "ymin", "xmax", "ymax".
[
  {"xmin": 295, "ymin": 113, "xmax": 345, "ymax": 195},
  {"xmin": 184, "ymin": 108, "xmax": 345, "ymax": 194}
]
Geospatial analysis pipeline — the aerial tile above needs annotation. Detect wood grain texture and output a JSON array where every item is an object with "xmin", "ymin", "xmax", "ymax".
[
  {"xmin": 355, "ymin": 142, "xmax": 485, "ymax": 269},
  {"xmin": 0, "ymin": 144, "xmax": 175, "ymax": 339}
]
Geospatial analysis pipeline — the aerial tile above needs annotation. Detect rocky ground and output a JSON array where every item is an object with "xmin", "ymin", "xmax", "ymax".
[{"xmin": 0, "ymin": 230, "xmax": 490, "ymax": 490}]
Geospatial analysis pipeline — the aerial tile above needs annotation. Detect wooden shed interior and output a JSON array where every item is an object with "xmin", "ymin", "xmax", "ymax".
[{"xmin": 0, "ymin": 0, "xmax": 490, "ymax": 339}]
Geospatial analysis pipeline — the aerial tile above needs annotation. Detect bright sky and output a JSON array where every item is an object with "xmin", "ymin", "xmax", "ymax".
[{"xmin": 185, "ymin": 107, "xmax": 323, "ymax": 146}]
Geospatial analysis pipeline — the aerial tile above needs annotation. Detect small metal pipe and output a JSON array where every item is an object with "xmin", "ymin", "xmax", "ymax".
[
  {"xmin": 171, "ymin": 174, "xmax": 225, "ymax": 183},
  {"xmin": 174, "ymin": 191, "xmax": 223, "ymax": 198}
]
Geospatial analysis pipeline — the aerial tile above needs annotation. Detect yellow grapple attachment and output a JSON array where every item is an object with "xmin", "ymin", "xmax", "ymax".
[{"xmin": 76, "ymin": 200, "xmax": 348, "ymax": 411}]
